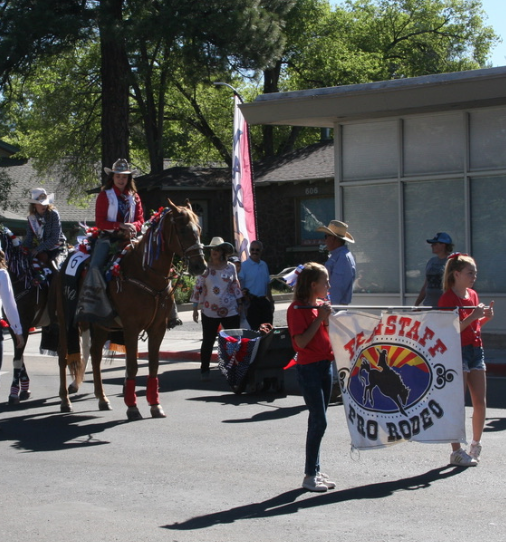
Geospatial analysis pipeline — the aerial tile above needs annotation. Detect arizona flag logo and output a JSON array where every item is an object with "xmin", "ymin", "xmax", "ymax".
[{"xmin": 329, "ymin": 310, "xmax": 466, "ymax": 450}]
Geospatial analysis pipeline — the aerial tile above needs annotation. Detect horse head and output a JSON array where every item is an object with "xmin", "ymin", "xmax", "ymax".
[{"xmin": 166, "ymin": 198, "xmax": 207, "ymax": 276}]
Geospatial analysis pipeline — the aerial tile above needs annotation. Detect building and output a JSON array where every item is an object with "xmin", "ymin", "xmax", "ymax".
[
  {"xmin": 241, "ymin": 66, "xmax": 506, "ymax": 337},
  {"xmin": 0, "ymin": 155, "xmax": 95, "ymax": 243}
]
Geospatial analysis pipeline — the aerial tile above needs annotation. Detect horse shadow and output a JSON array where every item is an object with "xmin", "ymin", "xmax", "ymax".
[
  {"xmin": 0, "ymin": 402, "xmax": 127, "ymax": 452},
  {"xmin": 162, "ymin": 465, "xmax": 464, "ymax": 531}
]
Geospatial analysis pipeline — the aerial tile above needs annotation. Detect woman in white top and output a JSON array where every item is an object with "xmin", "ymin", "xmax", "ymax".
[
  {"xmin": 0, "ymin": 248, "xmax": 24, "ymax": 380},
  {"xmin": 191, "ymin": 237, "xmax": 243, "ymax": 380}
]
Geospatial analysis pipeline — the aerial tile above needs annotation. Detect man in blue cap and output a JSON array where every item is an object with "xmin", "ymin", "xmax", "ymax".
[{"xmin": 415, "ymin": 232, "xmax": 454, "ymax": 307}]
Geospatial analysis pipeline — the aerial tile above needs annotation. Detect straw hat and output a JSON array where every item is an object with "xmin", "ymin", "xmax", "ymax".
[
  {"xmin": 29, "ymin": 188, "xmax": 54, "ymax": 206},
  {"xmin": 205, "ymin": 236, "xmax": 235, "ymax": 254},
  {"xmin": 316, "ymin": 220, "xmax": 355, "ymax": 243},
  {"xmin": 104, "ymin": 158, "xmax": 134, "ymax": 176}
]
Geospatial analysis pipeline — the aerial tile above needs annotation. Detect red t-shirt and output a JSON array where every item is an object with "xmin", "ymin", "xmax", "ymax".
[
  {"xmin": 438, "ymin": 288, "xmax": 482, "ymax": 347},
  {"xmin": 287, "ymin": 300, "xmax": 334, "ymax": 365}
]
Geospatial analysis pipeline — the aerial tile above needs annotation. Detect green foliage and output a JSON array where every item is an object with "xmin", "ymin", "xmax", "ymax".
[
  {"xmin": 171, "ymin": 258, "xmax": 197, "ymax": 305},
  {"xmin": 0, "ymin": 0, "xmax": 499, "ymax": 185}
]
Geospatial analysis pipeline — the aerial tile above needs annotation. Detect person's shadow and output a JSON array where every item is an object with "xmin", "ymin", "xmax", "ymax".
[{"xmin": 163, "ymin": 465, "xmax": 464, "ymax": 531}]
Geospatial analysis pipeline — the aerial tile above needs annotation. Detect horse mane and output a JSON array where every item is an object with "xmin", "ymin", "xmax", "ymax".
[
  {"xmin": 138, "ymin": 202, "xmax": 200, "ymax": 270},
  {"xmin": 0, "ymin": 226, "xmax": 35, "ymax": 284}
]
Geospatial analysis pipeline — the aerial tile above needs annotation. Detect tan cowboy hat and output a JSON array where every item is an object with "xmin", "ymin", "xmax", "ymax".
[
  {"xmin": 205, "ymin": 236, "xmax": 235, "ymax": 254},
  {"xmin": 316, "ymin": 220, "xmax": 355, "ymax": 243},
  {"xmin": 104, "ymin": 158, "xmax": 134, "ymax": 176},
  {"xmin": 29, "ymin": 187, "xmax": 54, "ymax": 206}
]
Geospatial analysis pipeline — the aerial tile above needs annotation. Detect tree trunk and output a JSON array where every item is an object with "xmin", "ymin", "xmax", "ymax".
[
  {"xmin": 99, "ymin": 0, "xmax": 130, "ymax": 184},
  {"xmin": 261, "ymin": 61, "xmax": 282, "ymax": 158}
]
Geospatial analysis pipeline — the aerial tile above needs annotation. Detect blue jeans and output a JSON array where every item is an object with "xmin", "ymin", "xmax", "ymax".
[{"xmin": 296, "ymin": 359, "xmax": 332, "ymax": 476}]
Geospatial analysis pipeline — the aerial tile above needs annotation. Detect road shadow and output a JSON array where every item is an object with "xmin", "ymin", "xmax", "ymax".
[
  {"xmin": 0, "ymin": 406, "xmax": 127, "ymax": 452},
  {"xmin": 163, "ymin": 465, "xmax": 464, "ymax": 531},
  {"xmin": 483, "ymin": 416, "xmax": 506, "ymax": 432}
]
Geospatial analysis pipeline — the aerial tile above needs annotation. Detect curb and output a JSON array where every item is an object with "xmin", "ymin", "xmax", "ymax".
[{"xmin": 138, "ymin": 351, "xmax": 506, "ymax": 377}]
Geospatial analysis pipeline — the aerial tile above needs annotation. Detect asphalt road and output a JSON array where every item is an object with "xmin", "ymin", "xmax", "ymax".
[{"xmin": 0, "ymin": 347, "xmax": 505, "ymax": 542}]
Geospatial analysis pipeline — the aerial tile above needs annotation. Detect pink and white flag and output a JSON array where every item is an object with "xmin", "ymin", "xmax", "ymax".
[
  {"xmin": 233, "ymin": 95, "xmax": 257, "ymax": 261},
  {"xmin": 328, "ymin": 309, "xmax": 466, "ymax": 449}
]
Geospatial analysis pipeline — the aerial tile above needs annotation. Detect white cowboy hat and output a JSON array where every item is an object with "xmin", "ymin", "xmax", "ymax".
[
  {"xmin": 104, "ymin": 158, "xmax": 134, "ymax": 176},
  {"xmin": 29, "ymin": 188, "xmax": 54, "ymax": 206},
  {"xmin": 205, "ymin": 236, "xmax": 235, "ymax": 254},
  {"xmin": 316, "ymin": 220, "xmax": 355, "ymax": 243}
]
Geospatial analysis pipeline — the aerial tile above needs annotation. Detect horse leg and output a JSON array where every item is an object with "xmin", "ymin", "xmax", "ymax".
[
  {"xmin": 8, "ymin": 357, "xmax": 23, "ymax": 405},
  {"xmin": 19, "ymin": 362, "xmax": 31, "ymax": 401},
  {"xmin": 69, "ymin": 326, "xmax": 90, "ymax": 394},
  {"xmin": 146, "ymin": 323, "xmax": 167, "ymax": 419},
  {"xmin": 58, "ymin": 350, "xmax": 72, "ymax": 412},
  {"xmin": 90, "ymin": 326, "xmax": 111, "ymax": 411},
  {"xmin": 123, "ymin": 330, "xmax": 143, "ymax": 421}
]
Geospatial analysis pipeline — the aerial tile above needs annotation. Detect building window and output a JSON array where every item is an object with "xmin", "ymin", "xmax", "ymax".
[
  {"xmin": 403, "ymin": 113, "xmax": 463, "ymax": 175},
  {"xmin": 299, "ymin": 197, "xmax": 335, "ymax": 246},
  {"xmin": 343, "ymin": 183, "xmax": 399, "ymax": 294},
  {"xmin": 404, "ymin": 179, "xmax": 465, "ymax": 295},
  {"xmin": 469, "ymin": 108, "xmax": 506, "ymax": 170},
  {"xmin": 471, "ymin": 175, "xmax": 506, "ymax": 293},
  {"xmin": 342, "ymin": 121, "xmax": 398, "ymax": 181}
]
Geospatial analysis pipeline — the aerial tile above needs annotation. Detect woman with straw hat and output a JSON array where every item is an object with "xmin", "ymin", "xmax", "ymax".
[
  {"xmin": 22, "ymin": 187, "xmax": 66, "ymax": 267},
  {"xmin": 191, "ymin": 237, "xmax": 243, "ymax": 381}
]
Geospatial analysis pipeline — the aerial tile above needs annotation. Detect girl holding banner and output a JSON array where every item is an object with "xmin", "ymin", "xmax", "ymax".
[
  {"xmin": 287, "ymin": 263, "xmax": 336, "ymax": 492},
  {"xmin": 439, "ymin": 253, "xmax": 494, "ymax": 467}
]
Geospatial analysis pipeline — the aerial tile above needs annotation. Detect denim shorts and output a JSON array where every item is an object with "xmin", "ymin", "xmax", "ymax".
[{"xmin": 461, "ymin": 345, "xmax": 486, "ymax": 373}]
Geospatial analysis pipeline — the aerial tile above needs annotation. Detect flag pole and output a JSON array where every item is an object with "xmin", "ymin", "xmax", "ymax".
[{"xmin": 294, "ymin": 305, "xmax": 481, "ymax": 310}]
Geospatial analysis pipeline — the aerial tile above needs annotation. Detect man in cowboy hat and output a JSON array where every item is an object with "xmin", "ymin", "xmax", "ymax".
[
  {"xmin": 238, "ymin": 240, "xmax": 274, "ymax": 331},
  {"xmin": 316, "ymin": 220, "xmax": 356, "ymax": 305},
  {"xmin": 316, "ymin": 220, "xmax": 356, "ymax": 403}
]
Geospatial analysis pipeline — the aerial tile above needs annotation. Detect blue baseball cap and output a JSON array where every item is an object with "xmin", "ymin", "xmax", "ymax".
[{"xmin": 426, "ymin": 232, "xmax": 452, "ymax": 244}]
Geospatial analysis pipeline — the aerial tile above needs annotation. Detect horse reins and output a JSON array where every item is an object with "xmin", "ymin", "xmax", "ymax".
[{"xmin": 119, "ymin": 206, "xmax": 203, "ymax": 330}]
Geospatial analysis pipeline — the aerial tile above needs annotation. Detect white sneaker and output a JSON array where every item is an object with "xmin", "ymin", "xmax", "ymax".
[
  {"xmin": 302, "ymin": 475, "xmax": 328, "ymax": 492},
  {"xmin": 450, "ymin": 448, "xmax": 478, "ymax": 467},
  {"xmin": 317, "ymin": 472, "xmax": 336, "ymax": 489},
  {"xmin": 469, "ymin": 442, "xmax": 482, "ymax": 462}
]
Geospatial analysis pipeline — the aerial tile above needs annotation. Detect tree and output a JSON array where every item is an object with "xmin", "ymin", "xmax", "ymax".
[
  {"xmin": 253, "ymin": 0, "xmax": 498, "ymax": 158},
  {"xmin": 0, "ymin": 0, "xmax": 293, "ymax": 186},
  {"xmin": 0, "ymin": 0, "xmax": 498, "ymax": 189}
]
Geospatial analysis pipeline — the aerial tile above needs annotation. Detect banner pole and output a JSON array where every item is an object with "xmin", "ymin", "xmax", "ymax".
[{"xmin": 294, "ymin": 305, "xmax": 481, "ymax": 310}]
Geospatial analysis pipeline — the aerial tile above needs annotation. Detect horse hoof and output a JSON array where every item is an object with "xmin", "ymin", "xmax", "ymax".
[
  {"xmin": 150, "ymin": 405, "xmax": 166, "ymax": 418},
  {"xmin": 8, "ymin": 395, "xmax": 20, "ymax": 406},
  {"xmin": 127, "ymin": 407, "xmax": 143, "ymax": 421},
  {"xmin": 68, "ymin": 383, "xmax": 79, "ymax": 394},
  {"xmin": 99, "ymin": 400, "xmax": 112, "ymax": 411},
  {"xmin": 19, "ymin": 390, "xmax": 31, "ymax": 401},
  {"xmin": 60, "ymin": 403, "xmax": 73, "ymax": 413}
]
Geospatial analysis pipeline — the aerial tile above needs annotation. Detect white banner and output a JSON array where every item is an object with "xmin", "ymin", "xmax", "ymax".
[{"xmin": 329, "ymin": 310, "xmax": 466, "ymax": 449}]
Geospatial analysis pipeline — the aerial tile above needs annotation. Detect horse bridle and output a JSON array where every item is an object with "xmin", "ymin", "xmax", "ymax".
[{"xmin": 169, "ymin": 213, "xmax": 204, "ymax": 268}]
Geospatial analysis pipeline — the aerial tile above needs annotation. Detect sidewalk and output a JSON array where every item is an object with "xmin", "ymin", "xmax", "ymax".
[{"xmin": 4, "ymin": 296, "xmax": 505, "ymax": 377}]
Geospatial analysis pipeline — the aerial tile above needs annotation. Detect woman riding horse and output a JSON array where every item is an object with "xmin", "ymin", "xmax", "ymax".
[
  {"xmin": 0, "ymin": 226, "xmax": 55, "ymax": 404},
  {"xmin": 57, "ymin": 198, "xmax": 207, "ymax": 419},
  {"xmin": 77, "ymin": 159, "xmax": 145, "ymax": 322}
]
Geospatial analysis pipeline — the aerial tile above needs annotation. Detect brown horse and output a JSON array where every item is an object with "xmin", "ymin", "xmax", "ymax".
[
  {"xmin": 0, "ymin": 227, "xmax": 59, "ymax": 405},
  {"xmin": 56, "ymin": 199, "xmax": 206, "ymax": 419}
]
